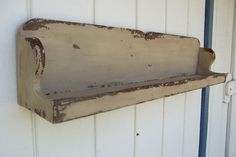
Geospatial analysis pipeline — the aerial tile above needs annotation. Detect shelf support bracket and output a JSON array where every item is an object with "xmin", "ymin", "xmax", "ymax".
[{"xmin": 224, "ymin": 74, "xmax": 236, "ymax": 103}]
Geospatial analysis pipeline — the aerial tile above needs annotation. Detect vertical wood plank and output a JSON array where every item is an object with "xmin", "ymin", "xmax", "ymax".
[
  {"xmin": 182, "ymin": 0, "xmax": 204, "ymax": 156},
  {"xmin": 188, "ymin": 0, "xmax": 205, "ymax": 46},
  {"xmin": 207, "ymin": 0, "xmax": 235, "ymax": 156},
  {"xmin": 96, "ymin": 107, "xmax": 135, "ymax": 157},
  {"xmin": 137, "ymin": 0, "xmax": 166, "ymax": 32},
  {"xmin": 229, "ymin": 95, "xmax": 236, "ymax": 157},
  {"xmin": 36, "ymin": 117, "xmax": 95, "ymax": 157},
  {"xmin": 135, "ymin": 0, "xmax": 165, "ymax": 157},
  {"xmin": 95, "ymin": 1, "xmax": 136, "ymax": 157},
  {"xmin": 163, "ymin": 93, "xmax": 185, "ymax": 157},
  {"xmin": 0, "ymin": 106, "xmax": 33, "ymax": 157},
  {"xmin": 95, "ymin": 0, "xmax": 136, "ymax": 28},
  {"xmin": 183, "ymin": 90, "xmax": 201, "ymax": 157},
  {"xmin": 228, "ymin": 5, "xmax": 236, "ymax": 156},
  {"xmin": 163, "ymin": 0, "xmax": 189, "ymax": 157},
  {"xmin": 207, "ymin": 84, "xmax": 226, "ymax": 157},
  {"xmin": 31, "ymin": 0, "xmax": 94, "ymax": 23},
  {"xmin": 135, "ymin": 100, "xmax": 164, "ymax": 157},
  {"xmin": 0, "ymin": 0, "xmax": 27, "ymax": 104},
  {"xmin": 212, "ymin": 0, "xmax": 234, "ymax": 72},
  {"xmin": 166, "ymin": 0, "xmax": 188, "ymax": 35},
  {"xmin": 0, "ymin": 1, "xmax": 34, "ymax": 157},
  {"xmin": 31, "ymin": 0, "xmax": 95, "ymax": 157}
]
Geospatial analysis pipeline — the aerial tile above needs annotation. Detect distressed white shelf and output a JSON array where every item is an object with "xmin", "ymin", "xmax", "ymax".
[{"xmin": 17, "ymin": 18, "xmax": 226, "ymax": 123}]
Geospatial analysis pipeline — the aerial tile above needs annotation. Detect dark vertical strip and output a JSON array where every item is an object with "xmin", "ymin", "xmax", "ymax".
[
  {"xmin": 199, "ymin": 88, "xmax": 210, "ymax": 157},
  {"xmin": 199, "ymin": 0, "xmax": 214, "ymax": 157},
  {"xmin": 204, "ymin": 0, "xmax": 214, "ymax": 48}
]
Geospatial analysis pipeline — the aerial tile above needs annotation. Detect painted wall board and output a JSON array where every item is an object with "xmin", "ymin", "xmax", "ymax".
[
  {"xmin": 0, "ymin": 0, "xmax": 26, "ymax": 104},
  {"xmin": 136, "ymin": 1, "xmax": 203, "ymax": 157},
  {"xmin": 183, "ymin": 90, "xmax": 201, "ymax": 157},
  {"xmin": 207, "ymin": 0, "xmax": 235, "ymax": 156},
  {"xmin": 227, "ymin": 2, "xmax": 236, "ymax": 156},
  {"xmin": 36, "ymin": 116, "xmax": 95, "ymax": 157},
  {"xmin": 95, "ymin": 1, "xmax": 135, "ymax": 157},
  {"xmin": 137, "ymin": 0, "xmax": 165, "ymax": 32},
  {"xmin": 30, "ymin": 0, "xmax": 95, "ymax": 157},
  {"xmin": 163, "ymin": 1, "xmax": 196, "ymax": 157},
  {"xmin": 135, "ymin": 1, "xmax": 165, "ymax": 156},
  {"xmin": 0, "ymin": 1, "xmax": 34, "ymax": 157},
  {"xmin": 0, "ymin": 106, "xmax": 33, "ymax": 157},
  {"xmin": 95, "ymin": 0, "xmax": 136, "ymax": 28},
  {"xmin": 166, "ymin": 0, "xmax": 188, "ymax": 35},
  {"xmin": 183, "ymin": 1, "xmax": 205, "ymax": 156},
  {"xmin": 229, "ymin": 95, "xmax": 236, "ymax": 157},
  {"xmin": 96, "ymin": 107, "xmax": 135, "ymax": 157},
  {"xmin": 207, "ymin": 84, "xmax": 227, "ymax": 157},
  {"xmin": 163, "ymin": 93, "xmax": 185, "ymax": 157},
  {"xmin": 136, "ymin": 100, "xmax": 164, "ymax": 157},
  {"xmin": 31, "ymin": 0, "xmax": 94, "ymax": 23},
  {"xmin": 188, "ymin": 0, "xmax": 205, "ymax": 46}
]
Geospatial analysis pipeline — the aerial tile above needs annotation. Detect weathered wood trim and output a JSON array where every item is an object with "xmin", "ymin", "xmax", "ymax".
[{"xmin": 17, "ymin": 18, "xmax": 227, "ymax": 123}]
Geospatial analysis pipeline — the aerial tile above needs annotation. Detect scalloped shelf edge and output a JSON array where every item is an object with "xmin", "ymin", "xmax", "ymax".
[{"xmin": 17, "ymin": 18, "xmax": 227, "ymax": 123}]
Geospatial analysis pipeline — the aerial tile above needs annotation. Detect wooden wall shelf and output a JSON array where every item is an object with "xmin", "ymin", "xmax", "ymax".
[{"xmin": 17, "ymin": 18, "xmax": 226, "ymax": 123}]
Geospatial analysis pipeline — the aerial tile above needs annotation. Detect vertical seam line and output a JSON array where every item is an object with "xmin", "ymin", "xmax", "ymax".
[
  {"xmin": 162, "ymin": 1, "xmax": 167, "ymax": 156},
  {"xmin": 93, "ymin": 0, "xmax": 97, "ymax": 156},
  {"xmin": 183, "ymin": 1, "xmax": 190, "ymax": 156},
  {"xmin": 135, "ymin": 0, "xmax": 138, "ymax": 29},
  {"xmin": 225, "ymin": 2, "xmax": 236, "ymax": 156},
  {"xmin": 30, "ymin": 112, "xmax": 39, "ymax": 157},
  {"xmin": 27, "ymin": 0, "xmax": 39, "ymax": 156},
  {"xmin": 161, "ymin": 98, "xmax": 165, "ymax": 157},
  {"xmin": 133, "ymin": 106, "xmax": 137, "ymax": 157},
  {"xmin": 187, "ymin": 0, "xmax": 190, "ymax": 36},
  {"xmin": 182, "ymin": 94, "xmax": 187, "ymax": 157},
  {"xmin": 165, "ymin": 0, "xmax": 168, "ymax": 33},
  {"xmin": 134, "ymin": 1, "xmax": 138, "ymax": 157},
  {"xmin": 93, "ymin": 0, "xmax": 96, "ymax": 24},
  {"xmin": 94, "ymin": 115, "xmax": 97, "ymax": 157}
]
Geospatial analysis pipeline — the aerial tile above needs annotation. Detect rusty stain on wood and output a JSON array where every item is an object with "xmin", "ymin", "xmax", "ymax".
[{"xmin": 17, "ymin": 18, "xmax": 227, "ymax": 123}]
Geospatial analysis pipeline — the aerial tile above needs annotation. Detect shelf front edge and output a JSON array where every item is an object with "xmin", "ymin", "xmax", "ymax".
[{"xmin": 52, "ymin": 73, "xmax": 226, "ymax": 123}]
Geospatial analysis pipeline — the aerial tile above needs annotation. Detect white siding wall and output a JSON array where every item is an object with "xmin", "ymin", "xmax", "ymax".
[
  {"xmin": 0, "ymin": 0, "xmax": 234, "ymax": 157},
  {"xmin": 228, "ymin": 5, "xmax": 236, "ymax": 156},
  {"xmin": 207, "ymin": 0, "xmax": 235, "ymax": 157}
]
